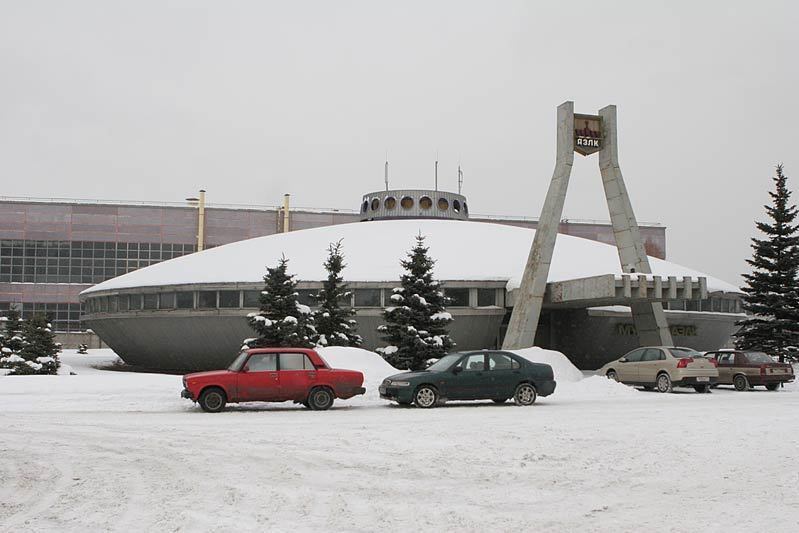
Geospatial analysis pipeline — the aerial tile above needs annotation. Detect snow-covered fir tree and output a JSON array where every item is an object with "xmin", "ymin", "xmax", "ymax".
[
  {"xmin": 21, "ymin": 314, "xmax": 61, "ymax": 374},
  {"xmin": 1, "ymin": 311, "xmax": 61, "ymax": 375},
  {"xmin": 735, "ymin": 164, "xmax": 799, "ymax": 362},
  {"xmin": 377, "ymin": 234, "xmax": 454, "ymax": 370},
  {"xmin": 245, "ymin": 256, "xmax": 315, "ymax": 348},
  {"xmin": 1, "ymin": 310, "xmax": 31, "ymax": 375},
  {"xmin": 312, "ymin": 241, "xmax": 362, "ymax": 347}
]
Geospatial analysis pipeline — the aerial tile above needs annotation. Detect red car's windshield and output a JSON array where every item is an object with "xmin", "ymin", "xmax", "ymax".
[{"xmin": 228, "ymin": 351, "xmax": 249, "ymax": 371}]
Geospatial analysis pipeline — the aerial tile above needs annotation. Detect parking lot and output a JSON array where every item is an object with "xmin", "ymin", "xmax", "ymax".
[{"xmin": 1, "ymin": 351, "xmax": 798, "ymax": 532}]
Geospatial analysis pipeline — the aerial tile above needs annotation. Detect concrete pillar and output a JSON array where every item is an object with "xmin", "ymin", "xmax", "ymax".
[
  {"xmin": 502, "ymin": 101, "xmax": 574, "ymax": 349},
  {"xmin": 598, "ymin": 105, "xmax": 673, "ymax": 346}
]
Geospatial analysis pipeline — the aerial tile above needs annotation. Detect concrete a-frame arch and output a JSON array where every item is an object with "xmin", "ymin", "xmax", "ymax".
[{"xmin": 502, "ymin": 101, "xmax": 674, "ymax": 349}]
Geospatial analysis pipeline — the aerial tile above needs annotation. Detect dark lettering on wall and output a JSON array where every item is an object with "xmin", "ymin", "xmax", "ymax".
[{"xmin": 615, "ymin": 324, "xmax": 698, "ymax": 336}]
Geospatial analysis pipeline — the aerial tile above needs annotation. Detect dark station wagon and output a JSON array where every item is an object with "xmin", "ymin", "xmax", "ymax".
[
  {"xmin": 379, "ymin": 350, "xmax": 556, "ymax": 408},
  {"xmin": 706, "ymin": 350, "xmax": 795, "ymax": 391}
]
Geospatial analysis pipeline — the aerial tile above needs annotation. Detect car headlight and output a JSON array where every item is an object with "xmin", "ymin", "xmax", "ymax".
[{"xmin": 391, "ymin": 381, "xmax": 411, "ymax": 387}]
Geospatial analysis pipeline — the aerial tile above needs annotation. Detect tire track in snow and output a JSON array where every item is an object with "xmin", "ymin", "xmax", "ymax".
[{"xmin": 0, "ymin": 440, "xmax": 73, "ymax": 532}]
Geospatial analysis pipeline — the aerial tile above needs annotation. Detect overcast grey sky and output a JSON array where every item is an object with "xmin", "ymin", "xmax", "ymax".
[{"xmin": 1, "ymin": 1, "xmax": 797, "ymax": 286}]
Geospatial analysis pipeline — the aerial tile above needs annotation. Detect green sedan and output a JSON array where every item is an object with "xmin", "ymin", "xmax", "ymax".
[{"xmin": 378, "ymin": 350, "xmax": 556, "ymax": 408}]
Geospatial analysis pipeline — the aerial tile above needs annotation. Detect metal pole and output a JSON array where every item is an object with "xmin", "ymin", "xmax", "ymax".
[
  {"xmin": 283, "ymin": 194, "xmax": 291, "ymax": 233},
  {"xmin": 197, "ymin": 189, "xmax": 206, "ymax": 251}
]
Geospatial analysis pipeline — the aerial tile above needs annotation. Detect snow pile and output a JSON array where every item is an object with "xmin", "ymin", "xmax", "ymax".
[
  {"xmin": 557, "ymin": 375, "xmax": 640, "ymax": 400},
  {"xmin": 316, "ymin": 346, "xmax": 399, "ymax": 403},
  {"xmin": 509, "ymin": 347, "xmax": 642, "ymax": 398},
  {"xmin": 510, "ymin": 347, "xmax": 584, "ymax": 382}
]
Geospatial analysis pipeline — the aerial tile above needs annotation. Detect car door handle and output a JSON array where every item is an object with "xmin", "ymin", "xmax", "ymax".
[{"xmin": 269, "ymin": 373, "xmax": 278, "ymax": 378}]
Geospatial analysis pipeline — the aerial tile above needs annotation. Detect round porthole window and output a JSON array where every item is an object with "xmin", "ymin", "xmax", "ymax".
[
  {"xmin": 371, "ymin": 198, "xmax": 380, "ymax": 211},
  {"xmin": 453, "ymin": 199, "xmax": 461, "ymax": 213},
  {"xmin": 384, "ymin": 196, "xmax": 397, "ymax": 210},
  {"xmin": 400, "ymin": 196, "xmax": 414, "ymax": 209},
  {"xmin": 419, "ymin": 196, "xmax": 432, "ymax": 210},
  {"xmin": 437, "ymin": 197, "xmax": 449, "ymax": 211}
]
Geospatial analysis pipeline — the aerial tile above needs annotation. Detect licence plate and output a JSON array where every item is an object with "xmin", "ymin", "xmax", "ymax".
[{"xmin": 696, "ymin": 377, "xmax": 709, "ymax": 382}]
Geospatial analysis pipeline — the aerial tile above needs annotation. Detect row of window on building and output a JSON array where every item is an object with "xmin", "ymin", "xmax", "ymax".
[
  {"xmin": 360, "ymin": 195, "xmax": 468, "ymax": 214},
  {"xmin": 0, "ymin": 302, "xmax": 83, "ymax": 332},
  {"xmin": 83, "ymin": 287, "xmax": 502, "ymax": 314},
  {"xmin": 663, "ymin": 298, "xmax": 742, "ymax": 314},
  {"xmin": 0, "ymin": 240, "xmax": 196, "ymax": 284},
  {"xmin": 0, "ymin": 294, "xmax": 742, "ymax": 333},
  {"xmin": 82, "ymin": 289, "xmax": 742, "ymax": 315}
]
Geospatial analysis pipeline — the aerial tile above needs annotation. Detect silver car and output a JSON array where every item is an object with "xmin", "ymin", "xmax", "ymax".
[{"xmin": 598, "ymin": 346, "xmax": 719, "ymax": 393}]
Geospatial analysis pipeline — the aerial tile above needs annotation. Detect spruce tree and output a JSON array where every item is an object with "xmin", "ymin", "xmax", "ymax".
[
  {"xmin": 377, "ymin": 234, "xmax": 454, "ymax": 370},
  {"xmin": 245, "ymin": 257, "xmax": 315, "ymax": 348},
  {"xmin": 735, "ymin": 164, "xmax": 799, "ymax": 362},
  {"xmin": 312, "ymin": 241, "xmax": 362, "ymax": 347},
  {"xmin": 0, "ymin": 311, "xmax": 60, "ymax": 375},
  {"xmin": 0, "ymin": 310, "xmax": 34, "ymax": 375},
  {"xmin": 21, "ymin": 314, "xmax": 61, "ymax": 374}
]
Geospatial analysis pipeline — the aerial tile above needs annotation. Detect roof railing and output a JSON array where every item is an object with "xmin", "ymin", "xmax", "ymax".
[{"xmin": 0, "ymin": 195, "xmax": 662, "ymax": 227}]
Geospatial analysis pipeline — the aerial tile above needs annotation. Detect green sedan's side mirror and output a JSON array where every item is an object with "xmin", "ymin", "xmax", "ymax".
[{"xmin": 452, "ymin": 366, "xmax": 463, "ymax": 375}]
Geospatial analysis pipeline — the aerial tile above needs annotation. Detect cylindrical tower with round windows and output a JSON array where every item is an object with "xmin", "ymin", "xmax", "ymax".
[{"xmin": 359, "ymin": 189, "xmax": 469, "ymax": 221}]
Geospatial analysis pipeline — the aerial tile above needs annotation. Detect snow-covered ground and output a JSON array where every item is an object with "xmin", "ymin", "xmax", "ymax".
[{"xmin": 1, "ymin": 349, "xmax": 798, "ymax": 532}]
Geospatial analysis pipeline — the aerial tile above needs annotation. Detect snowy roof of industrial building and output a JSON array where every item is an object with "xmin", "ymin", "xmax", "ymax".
[{"xmin": 81, "ymin": 219, "xmax": 740, "ymax": 295}]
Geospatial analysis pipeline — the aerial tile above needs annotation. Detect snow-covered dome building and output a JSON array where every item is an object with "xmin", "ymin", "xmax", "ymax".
[{"xmin": 80, "ymin": 216, "xmax": 743, "ymax": 371}]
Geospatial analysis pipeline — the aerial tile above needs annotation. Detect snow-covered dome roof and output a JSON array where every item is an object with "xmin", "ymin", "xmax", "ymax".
[{"xmin": 81, "ymin": 219, "xmax": 740, "ymax": 295}]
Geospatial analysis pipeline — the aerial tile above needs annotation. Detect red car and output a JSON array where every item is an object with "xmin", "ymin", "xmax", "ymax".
[{"xmin": 181, "ymin": 348, "xmax": 366, "ymax": 412}]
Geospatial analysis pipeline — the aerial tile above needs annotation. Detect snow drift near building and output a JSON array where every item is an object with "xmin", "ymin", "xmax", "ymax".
[
  {"xmin": 316, "ymin": 346, "xmax": 398, "ymax": 402},
  {"xmin": 510, "ymin": 346, "xmax": 585, "ymax": 382}
]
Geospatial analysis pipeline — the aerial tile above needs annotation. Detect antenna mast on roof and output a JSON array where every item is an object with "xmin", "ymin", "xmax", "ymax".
[
  {"xmin": 434, "ymin": 152, "xmax": 439, "ymax": 191},
  {"xmin": 458, "ymin": 164, "xmax": 463, "ymax": 194},
  {"xmin": 384, "ymin": 153, "xmax": 389, "ymax": 191}
]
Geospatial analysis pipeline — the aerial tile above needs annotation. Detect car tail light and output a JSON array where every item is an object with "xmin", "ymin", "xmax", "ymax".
[
  {"xmin": 709, "ymin": 358, "xmax": 718, "ymax": 367},
  {"xmin": 677, "ymin": 358, "xmax": 693, "ymax": 368},
  {"xmin": 760, "ymin": 364, "xmax": 767, "ymax": 376}
]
